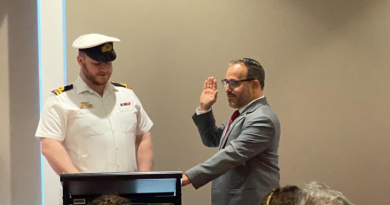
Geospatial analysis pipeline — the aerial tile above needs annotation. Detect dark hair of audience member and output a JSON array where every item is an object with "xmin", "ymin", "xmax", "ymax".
[
  {"xmin": 261, "ymin": 185, "xmax": 302, "ymax": 205},
  {"xmin": 88, "ymin": 194, "xmax": 130, "ymax": 205}
]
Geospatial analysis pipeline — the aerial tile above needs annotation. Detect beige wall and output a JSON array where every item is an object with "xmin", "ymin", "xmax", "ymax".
[
  {"xmin": 66, "ymin": 0, "xmax": 390, "ymax": 204},
  {"xmin": 0, "ymin": 0, "xmax": 41, "ymax": 204},
  {"xmin": 0, "ymin": 3, "xmax": 11, "ymax": 204}
]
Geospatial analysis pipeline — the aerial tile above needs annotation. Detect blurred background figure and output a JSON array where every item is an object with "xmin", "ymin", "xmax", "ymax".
[
  {"xmin": 300, "ymin": 182, "xmax": 355, "ymax": 205},
  {"xmin": 260, "ymin": 185, "xmax": 301, "ymax": 205},
  {"xmin": 88, "ymin": 194, "xmax": 130, "ymax": 205}
]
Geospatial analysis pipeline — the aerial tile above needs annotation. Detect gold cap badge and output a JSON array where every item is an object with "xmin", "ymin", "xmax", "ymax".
[{"xmin": 101, "ymin": 43, "xmax": 112, "ymax": 53}]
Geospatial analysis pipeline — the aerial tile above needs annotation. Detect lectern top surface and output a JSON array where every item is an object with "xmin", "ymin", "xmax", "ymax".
[{"xmin": 61, "ymin": 171, "xmax": 182, "ymax": 182}]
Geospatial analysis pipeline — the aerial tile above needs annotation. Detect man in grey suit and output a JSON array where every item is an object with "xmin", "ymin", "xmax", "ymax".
[{"xmin": 182, "ymin": 58, "xmax": 281, "ymax": 205}]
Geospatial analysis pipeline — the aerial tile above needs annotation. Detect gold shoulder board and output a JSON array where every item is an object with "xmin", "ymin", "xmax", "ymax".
[
  {"xmin": 51, "ymin": 84, "xmax": 74, "ymax": 95},
  {"xmin": 111, "ymin": 82, "xmax": 132, "ymax": 90}
]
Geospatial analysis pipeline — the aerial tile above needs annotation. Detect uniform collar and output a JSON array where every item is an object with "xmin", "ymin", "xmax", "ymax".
[{"xmin": 74, "ymin": 75, "xmax": 117, "ymax": 96}]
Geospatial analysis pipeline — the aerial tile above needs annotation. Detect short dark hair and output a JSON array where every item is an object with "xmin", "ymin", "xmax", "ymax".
[
  {"xmin": 78, "ymin": 50, "xmax": 87, "ymax": 58},
  {"xmin": 229, "ymin": 58, "xmax": 265, "ymax": 89},
  {"xmin": 261, "ymin": 185, "xmax": 302, "ymax": 205}
]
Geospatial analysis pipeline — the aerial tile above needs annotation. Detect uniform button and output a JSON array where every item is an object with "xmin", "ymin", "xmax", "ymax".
[
  {"xmin": 117, "ymin": 164, "xmax": 120, "ymax": 167},
  {"xmin": 116, "ymin": 146, "xmax": 119, "ymax": 150}
]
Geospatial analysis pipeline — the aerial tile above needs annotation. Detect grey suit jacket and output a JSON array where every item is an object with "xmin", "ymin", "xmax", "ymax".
[{"xmin": 186, "ymin": 97, "xmax": 281, "ymax": 205}]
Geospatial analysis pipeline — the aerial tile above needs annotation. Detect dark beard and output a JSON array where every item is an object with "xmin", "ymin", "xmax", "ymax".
[{"xmin": 82, "ymin": 64, "xmax": 110, "ymax": 86}]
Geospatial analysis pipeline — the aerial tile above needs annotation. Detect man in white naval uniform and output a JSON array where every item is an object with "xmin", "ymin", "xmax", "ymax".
[{"xmin": 35, "ymin": 33, "xmax": 154, "ymax": 174}]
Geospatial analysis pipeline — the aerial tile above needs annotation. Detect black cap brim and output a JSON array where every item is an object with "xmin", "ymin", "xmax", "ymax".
[
  {"xmin": 84, "ymin": 49, "xmax": 117, "ymax": 62},
  {"xmin": 80, "ymin": 42, "xmax": 117, "ymax": 62}
]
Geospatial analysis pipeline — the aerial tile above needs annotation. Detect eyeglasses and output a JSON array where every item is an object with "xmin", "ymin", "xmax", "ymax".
[{"xmin": 221, "ymin": 78, "xmax": 255, "ymax": 89}]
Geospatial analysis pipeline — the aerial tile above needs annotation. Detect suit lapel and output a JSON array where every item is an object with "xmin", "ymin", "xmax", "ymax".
[{"xmin": 219, "ymin": 97, "xmax": 268, "ymax": 149}]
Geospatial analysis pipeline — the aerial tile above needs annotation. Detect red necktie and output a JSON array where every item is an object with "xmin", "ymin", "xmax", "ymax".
[{"xmin": 219, "ymin": 110, "xmax": 240, "ymax": 149}]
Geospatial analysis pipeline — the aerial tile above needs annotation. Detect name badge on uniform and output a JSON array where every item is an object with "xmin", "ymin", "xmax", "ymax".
[
  {"xmin": 80, "ymin": 102, "xmax": 93, "ymax": 109},
  {"xmin": 120, "ymin": 102, "xmax": 131, "ymax": 106}
]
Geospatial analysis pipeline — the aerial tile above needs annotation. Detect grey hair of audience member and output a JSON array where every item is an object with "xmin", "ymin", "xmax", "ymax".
[{"xmin": 299, "ymin": 181, "xmax": 354, "ymax": 205}]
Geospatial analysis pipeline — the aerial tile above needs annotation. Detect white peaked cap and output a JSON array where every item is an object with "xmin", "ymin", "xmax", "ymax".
[{"xmin": 72, "ymin": 33, "xmax": 120, "ymax": 49}]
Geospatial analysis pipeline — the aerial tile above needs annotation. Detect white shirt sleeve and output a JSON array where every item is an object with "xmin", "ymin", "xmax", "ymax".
[
  {"xmin": 132, "ymin": 92, "xmax": 153, "ymax": 136},
  {"xmin": 195, "ymin": 106, "xmax": 212, "ymax": 115},
  {"xmin": 35, "ymin": 95, "xmax": 66, "ymax": 141}
]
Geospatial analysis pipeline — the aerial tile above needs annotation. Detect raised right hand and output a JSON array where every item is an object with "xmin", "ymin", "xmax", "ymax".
[{"xmin": 200, "ymin": 77, "xmax": 218, "ymax": 111}]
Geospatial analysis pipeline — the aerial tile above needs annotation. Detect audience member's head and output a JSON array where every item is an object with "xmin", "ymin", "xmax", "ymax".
[
  {"xmin": 299, "ymin": 181, "xmax": 354, "ymax": 205},
  {"xmin": 88, "ymin": 194, "xmax": 130, "ymax": 205},
  {"xmin": 261, "ymin": 185, "xmax": 302, "ymax": 205}
]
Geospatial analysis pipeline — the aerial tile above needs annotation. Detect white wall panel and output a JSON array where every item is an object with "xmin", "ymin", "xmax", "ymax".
[{"xmin": 38, "ymin": 0, "xmax": 65, "ymax": 204}]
